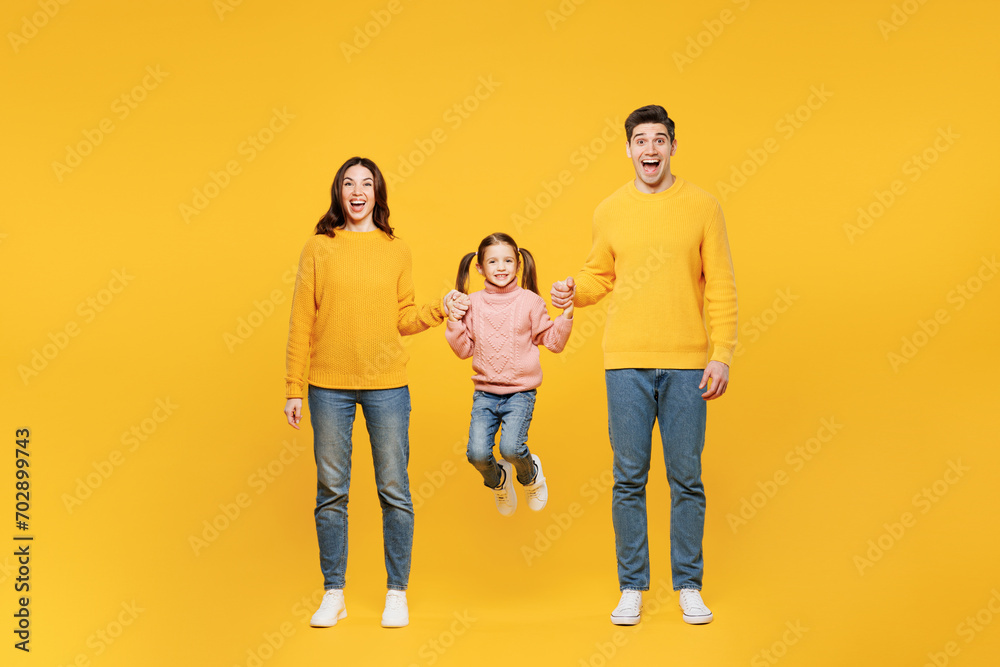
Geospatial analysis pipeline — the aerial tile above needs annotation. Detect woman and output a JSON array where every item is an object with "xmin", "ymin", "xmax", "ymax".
[{"xmin": 283, "ymin": 156, "xmax": 450, "ymax": 629}]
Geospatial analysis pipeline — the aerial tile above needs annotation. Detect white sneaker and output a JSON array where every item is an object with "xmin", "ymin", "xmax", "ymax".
[
  {"xmin": 523, "ymin": 454, "xmax": 548, "ymax": 511},
  {"xmin": 310, "ymin": 589, "xmax": 347, "ymax": 627},
  {"xmin": 610, "ymin": 589, "xmax": 642, "ymax": 625},
  {"xmin": 678, "ymin": 588, "xmax": 713, "ymax": 624},
  {"xmin": 381, "ymin": 590, "xmax": 409, "ymax": 628},
  {"xmin": 492, "ymin": 460, "xmax": 517, "ymax": 516}
]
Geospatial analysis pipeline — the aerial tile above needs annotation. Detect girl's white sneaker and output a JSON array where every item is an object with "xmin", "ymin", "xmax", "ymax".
[
  {"xmin": 524, "ymin": 454, "xmax": 548, "ymax": 511},
  {"xmin": 492, "ymin": 460, "xmax": 517, "ymax": 516}
]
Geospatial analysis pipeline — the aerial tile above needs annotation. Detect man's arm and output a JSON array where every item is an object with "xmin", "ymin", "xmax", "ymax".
[
  {"xmin": 551, "ymin": 217, "xmax": 615, "ymax": 308},
  {"xmin": 574, "ymin": 218, "xmax": 616, "ymax": 307},
  {"xmin": 700, "ymin": 203, "xmax": 737, "ymax": 399}
]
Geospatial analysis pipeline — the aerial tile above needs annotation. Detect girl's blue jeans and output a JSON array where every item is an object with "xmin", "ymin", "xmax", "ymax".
[{"xmin": 466, "ymin": 389, "xmax": 537, "ymax": 488}]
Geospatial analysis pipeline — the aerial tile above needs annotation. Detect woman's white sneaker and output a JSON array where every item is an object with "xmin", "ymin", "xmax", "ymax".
[
  {"xmin": 381, "ymin": 590, "xmax": 409, "ymax": 628},
  {"xmin": 678, "ymin": 588, "xmax": 713, "ymax": 624},
  {"xmin": 610, "ymin": 589, "xmax": 642, "ymax": 625},
  {"xmin": 310, "ymin": 589, "xmax": 347, "ymax": 627}
]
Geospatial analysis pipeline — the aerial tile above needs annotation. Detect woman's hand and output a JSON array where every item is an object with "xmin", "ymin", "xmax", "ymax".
[{"xmin": 284, "ymin": 398, "xmax": 303, "ymax": 429}]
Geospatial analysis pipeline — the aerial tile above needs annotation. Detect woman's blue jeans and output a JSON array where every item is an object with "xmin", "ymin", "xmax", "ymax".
[
  {"xmin": 606, "ymin": 369, "xmax": 707, "ymax": 592},
  {"xmin": 308, "ymin": 385, "xmax": 413, "ymax": 591}
]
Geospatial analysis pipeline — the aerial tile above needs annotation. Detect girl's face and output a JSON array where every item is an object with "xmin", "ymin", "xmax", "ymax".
[
  {"xmin": 341, "ymin": 165, "xmax": 375, "ymax": 226},
  {"xmin": 477, "ymin": 243, "xmax": 519, "ymax": 288}
]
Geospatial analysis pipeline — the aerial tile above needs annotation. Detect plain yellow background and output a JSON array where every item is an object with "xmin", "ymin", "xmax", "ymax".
[{"xmin": 4, "ymin": 0, "xmax": 1000, "ymax": 665}]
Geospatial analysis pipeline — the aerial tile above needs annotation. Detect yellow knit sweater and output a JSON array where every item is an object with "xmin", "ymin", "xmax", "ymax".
[
  {"xmin": 285, "ymin": 230, "xmax": 445, "ymax": 397},
  {"xmin": 574, "ymin": 176, "xmax": 738, "ymax": 369}
]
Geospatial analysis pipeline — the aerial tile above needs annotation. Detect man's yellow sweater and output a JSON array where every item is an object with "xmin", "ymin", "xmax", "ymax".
[
  {"xmin": 574, "ymin": 176, "xmax": 738, "ymax": 369},
  {"xmin": 285, "ymin": 230, "xmax": 444, "ymax": 398}
]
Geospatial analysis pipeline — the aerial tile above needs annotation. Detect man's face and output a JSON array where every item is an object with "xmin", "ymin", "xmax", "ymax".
[{"xmin": 626, "ymin": 123, "xmax": 677, "ymax": 191}]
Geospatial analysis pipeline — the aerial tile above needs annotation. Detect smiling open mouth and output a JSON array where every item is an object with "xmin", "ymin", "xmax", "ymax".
[
  {"xmin": 641, "ymin": 158, "xmax": 660, "ymax": 175},
  {"xmin": 349, "ymin": 199, "xmax": 366, "ymax": 211}
]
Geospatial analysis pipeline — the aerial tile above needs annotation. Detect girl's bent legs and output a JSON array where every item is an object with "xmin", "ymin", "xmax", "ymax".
[
  {"xmin": 361, "ymin": 386, "xmax": 414, "ymax": 591},
  {"xmin": 496, "ymin": 390, "xmax": 537, "ymax": 485},
  {"xmin": 467, "ymin": 391, "xmax": 503, "ymax": 488},
  {"xmin": 308, "ymin": 385, "xmax": 356, "ymax": 591}
]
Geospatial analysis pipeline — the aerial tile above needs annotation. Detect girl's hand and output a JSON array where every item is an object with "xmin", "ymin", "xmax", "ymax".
[
  {"xmin": 448, "ymin": 294, "xmax": 470, "ymax": 322},
  {"xmin": 563, "ymin": 303, "xmax": 574, "ymax": 319},
  {"xmin": 284, "ymin": 398, "xmax": 303, "ymax": 429},
  {"xmin": 442, "ymin": 289, "xmax": 462, "ymax": 316}
]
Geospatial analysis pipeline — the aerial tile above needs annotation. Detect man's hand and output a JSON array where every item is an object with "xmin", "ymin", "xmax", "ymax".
[
  {"xmin": 551, "ymin": 276, "xmax": 575, "ymax": 309},
  {"xmin": 284, "ymin": 398, "xmax": 303, "ymax": 429},
  {"xmin": 447, "ymin": 293, "xmax": 471, "ymax": 322},
  {"xmin": 699, "ymin": 361, "xmax": 730, "ymax": 400}
]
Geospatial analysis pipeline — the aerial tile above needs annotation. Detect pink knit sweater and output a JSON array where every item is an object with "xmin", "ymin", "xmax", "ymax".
[{"xmin": 445, "ymin": 281, "xmax": 573, "ymax": 394}]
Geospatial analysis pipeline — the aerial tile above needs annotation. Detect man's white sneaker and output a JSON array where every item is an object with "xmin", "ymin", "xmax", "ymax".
[
  {"xmin": 678, "ymin": 588, "xmax": 713, "ymax": 624},
  {"xmin": 492, "ymin": 460, "xmax": 517, "ymax": 516},
  {"xmin": 610, "ymin": 589, "xmax": 642, "ymax": 625},
  {"xmin": 381, "ymin": 590, "xmax": 409, "ymax": 628},
  {"xmin": 523, "ymin": 454, "xmax": 548, "ymax": 511},
  {"xmin": 310, "ymin": 589, "xmax": 347, "ymax": 627}
]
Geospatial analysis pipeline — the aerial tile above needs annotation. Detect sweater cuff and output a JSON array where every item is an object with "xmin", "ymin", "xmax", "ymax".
[
  {"xmin": 710, "ymin": 347, "xmax": 734, "ymax": 367},
  {"xmin": 285, "ymin": 381, "xmax": 305, "ymax": 399},
  {"xmin": 430, "ymin": 298, "xmax": 446, "ymax": 323}
]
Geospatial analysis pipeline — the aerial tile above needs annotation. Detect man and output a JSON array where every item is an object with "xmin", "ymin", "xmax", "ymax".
[{"xmin": 551, "ymin": 105, "xmax": 737, "ymax": 625}]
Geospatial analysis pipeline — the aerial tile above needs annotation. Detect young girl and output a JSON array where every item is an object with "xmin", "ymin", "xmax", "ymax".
[{"xmin": 445, "ymin": 233, "xmax": 574, "ymax": 516}]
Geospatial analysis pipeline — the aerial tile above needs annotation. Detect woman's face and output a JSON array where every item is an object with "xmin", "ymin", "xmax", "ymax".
[
  {"xmin": 341, "ymin": 165, "xmax": 376, "ymax": 225},
  {"xmin": 477, "ymin": 243, "xmax": 519, "ymax": 289}
]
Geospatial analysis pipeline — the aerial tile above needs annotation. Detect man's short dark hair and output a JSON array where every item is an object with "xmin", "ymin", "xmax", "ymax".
[{"xmin": 625, "ymin": 105, "xmax": 675, "ymax": 143}]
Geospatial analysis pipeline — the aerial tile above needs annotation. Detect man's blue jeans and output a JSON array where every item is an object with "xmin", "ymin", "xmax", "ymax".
[
  {"xmin": 467, "ymin": 389, "xmax": 537, "ymax": 488},
  {"xmin": 606, "ymin": 369, "xmax": 707, "ymax": 591},
  {"xmin": 308, "ymin": 385, "xmax": 413, "ymax": 591}
]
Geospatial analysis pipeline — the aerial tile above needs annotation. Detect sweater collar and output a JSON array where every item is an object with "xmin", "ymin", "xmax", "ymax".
[
  {"xmin": 626, "ymin": 175, "xmax": 684, "ymax": 200},
  {"xmin": 483, "ymin": 279, "xmax": 521, "ymax": 295}
]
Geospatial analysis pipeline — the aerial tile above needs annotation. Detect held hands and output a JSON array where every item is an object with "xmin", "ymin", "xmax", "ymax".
[
  {"xmin": 284, "ymin": 398, "xmax": 302, "ymax": 429},
  {"xmin": 446, "ymin": 292, "xmax": 471, "ymax": 322},
  {"xmin": 699, "ymin": 361, "xmax": 730, "ymax": 400},
  {"xmin": 551, "ymin": 276, "xmax": 575, "ymax": 310}
]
